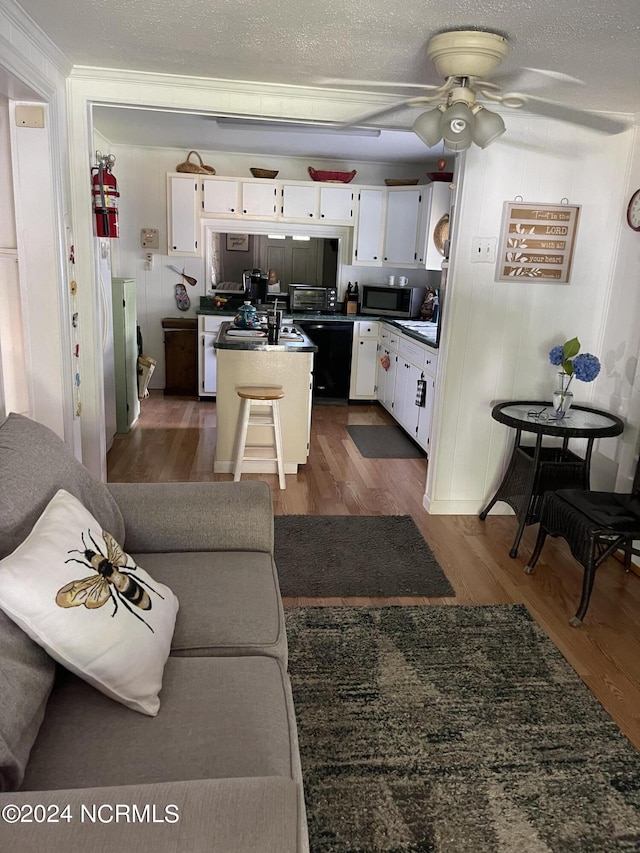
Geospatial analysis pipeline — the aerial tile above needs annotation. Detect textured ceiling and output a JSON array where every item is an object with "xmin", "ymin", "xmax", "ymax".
[
  {"xmin": 14, "ymin": 0, "xmax": 640, "ymax": 159},
  {"xmin": 17, "ymin": 0, "xmax": 640, "ymax": 113}
]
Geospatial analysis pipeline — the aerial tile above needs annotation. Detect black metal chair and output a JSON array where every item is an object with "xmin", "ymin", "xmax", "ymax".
[{"xmin": 524, "ymin": 457, "xmax": 640, "ymax": 626}]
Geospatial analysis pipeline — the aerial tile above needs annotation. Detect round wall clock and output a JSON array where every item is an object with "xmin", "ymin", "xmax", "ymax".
[{"xmin": 627, "ymin": 188, "xmax": 640, "ymax": 231}]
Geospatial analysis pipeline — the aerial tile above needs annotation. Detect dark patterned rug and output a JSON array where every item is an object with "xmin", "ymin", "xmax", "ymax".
[
  {"xmin": 274, "ymin": 515, "xmax": 454, "ymax": 598},
  {"xmin": 346, "ymin": 424, "xmax": 425, "ymax": 458},
  {"xmin": 285, "ymin": 605, "xmax": 640, "ymax": 852}
]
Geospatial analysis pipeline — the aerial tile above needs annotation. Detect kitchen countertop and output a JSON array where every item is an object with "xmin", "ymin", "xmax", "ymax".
[
  {"xmin": 198, "ymin": 307, "xmax": 439, "ymax": 349},
  {"xmin": 213, "ymin": 321, "xmax": 318, "ymax": 353}
]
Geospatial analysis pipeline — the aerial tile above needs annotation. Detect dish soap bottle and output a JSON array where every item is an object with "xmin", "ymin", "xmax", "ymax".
[{"xmin": 234, "ymin": 301, "xmax": 259, "ymax": 329}]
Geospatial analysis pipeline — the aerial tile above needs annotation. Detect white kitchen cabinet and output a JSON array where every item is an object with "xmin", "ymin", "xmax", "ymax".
[
  {"xmin": 417, "ymin": 181, "xmax": 451, "ymax": 270},
  {"xmin": 242, "ymin": 181, "xmax": 278, "ymax": 217},
  {"xmin": 202, "ymin": 178, "xmax": 240, "ymax": 215},
  {"xmin": 281, "ymin": 183, "xmax": 318, "ymax": 220},
  {"xmin": 377, "ymin": 325, "xmax": 400, "ymax": 413},
  {"xmin": 353, "ymin": 188, "xmax": 384, "ymax": 264},
  {"xmin": 379, "ymin": 324, "xmax": 438, "ymax": 453},
  {"xmin": 383, "ymin": 188, "xmax": 422, "ymax": 266},
  {"xmin": 198, "ymin": 315, "xmax": 225, "ymax": 396},
  {"xmin": 349, "ymin": 321, "xmax": 379, "ymax": 400},
  {"xmin": 168, "ymin": 175, "xmax": 199, "ymax": 255},
  {"xmin": 318, "ymin": 186, "xmax": 354, "ymax": 223}
]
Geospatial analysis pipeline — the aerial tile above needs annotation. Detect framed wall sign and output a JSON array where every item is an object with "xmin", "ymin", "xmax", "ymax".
[
  {"xmin": 496, "ymin": 202, "xmax": 581, "ymax": 283},
  {"xmin": 226, "ymin": 233, "xmax": 249, "ymax": 251}
]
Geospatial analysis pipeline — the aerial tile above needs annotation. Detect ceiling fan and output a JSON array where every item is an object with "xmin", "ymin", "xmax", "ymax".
[{"xmin": 329, "ymin": 30, "xmax": 627, "ymax": 151}]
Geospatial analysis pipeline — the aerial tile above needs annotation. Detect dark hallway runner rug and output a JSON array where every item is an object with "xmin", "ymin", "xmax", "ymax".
[
  {"xmin": 274, "ymin": 515, "xmax": 454, "ymax": 598},
  {"xmin": 285, "ymin": 604, "xmax": 640, "ymax": 852}
]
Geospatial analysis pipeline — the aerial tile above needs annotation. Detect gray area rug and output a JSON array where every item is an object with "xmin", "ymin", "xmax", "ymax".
[
  {"xmin": 274, "ymin": 515, "xmax": 454, "ymax": 598},
  {"xmin": 286, "ymin": 605, "xmax": 640, "ymax": 852},
  {"xmin": 346, "ymin": 424, "xmax": 425, "ymax": 458}
]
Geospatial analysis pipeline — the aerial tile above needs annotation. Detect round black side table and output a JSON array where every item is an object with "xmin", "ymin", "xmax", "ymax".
[{"xmin": 479, "ymin": 401, "xmax": 624, "ymax": 557}]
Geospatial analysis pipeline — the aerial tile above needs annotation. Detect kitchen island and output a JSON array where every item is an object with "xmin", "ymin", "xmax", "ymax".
[{"xmin": 212, "ymin": 322, "xmax": 317, "ymax": 475}]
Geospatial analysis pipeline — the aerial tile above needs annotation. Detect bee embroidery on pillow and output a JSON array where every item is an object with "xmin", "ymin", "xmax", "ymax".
[{"xmin": 57, "ymin": 530, "xmax": 163, "ymax": 632}]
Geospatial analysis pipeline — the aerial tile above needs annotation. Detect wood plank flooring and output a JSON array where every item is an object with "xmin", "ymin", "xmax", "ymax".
[{"xmin": 107, "ymin": 392, "xmax": 640, "ymax": 749}]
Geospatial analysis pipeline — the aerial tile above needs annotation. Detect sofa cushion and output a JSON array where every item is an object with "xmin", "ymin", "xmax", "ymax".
[
  {"xmin": 0, "ymin": 413, "xmax": 125, "ymax": 560},
  {"xmin": 0, "ymin": 609, "xmax": 55, "ymax": 792},
  {"xmin": 20, "ymin": 655, "xmax": 302, "ymax": 791},
  {"xmin": 0, "ymin": 490, "xmax": 179, "ymax": 716},
  {"xmin": 135, "ymin": 551, "xmax": 287, "ymax": 663}
]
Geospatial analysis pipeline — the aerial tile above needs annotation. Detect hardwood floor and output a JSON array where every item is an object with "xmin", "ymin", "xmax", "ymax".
[{"xmin": 108, "ymin": 392, "xmax": 640, "ymax": 749}]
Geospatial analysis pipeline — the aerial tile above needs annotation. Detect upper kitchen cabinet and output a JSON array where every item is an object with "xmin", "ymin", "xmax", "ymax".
[
  {"xmin": 416, "ymin": 182, "xmax": 452, "ymax": 270},
  {"xmin": 353, "ymin": 188, "xmax": 384, "ymax": 264},
  {"xmin": 281, "ymin": 182, "xmax": 354, "ymax": 223},
  {"xmin": 383, "ymin": 187, "xmax": 422, "ymax": 267},
  {"xmin": 202, "ymin": 178, "xmax": 239, "ymax": 215},
  {"xmin": 318, "ymin": 186, "xmax": 354, "ymax": 223},
  {"xmin": 242, "ymin": 181, "xmax": 278, "ymax": 217},
  {"xmin": 202, "ymin": 177, "xmax": 278, "ymax": 218},
  {"xmin": 168, "ymin": 175, "xmax": 199, "ymax": 255},
  {"xmin": 281, "ymin": 183, "xmax": 317, "ymax": 220}
]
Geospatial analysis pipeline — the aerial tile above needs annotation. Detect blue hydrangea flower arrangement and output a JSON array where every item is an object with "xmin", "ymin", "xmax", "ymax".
[
  {"xmin": 548, "ymin": 337, "xmax": 601, "ymax": 415},
  {"xmin": 549, "ymin": 337, "xmax": 601, "ymax": 384}
]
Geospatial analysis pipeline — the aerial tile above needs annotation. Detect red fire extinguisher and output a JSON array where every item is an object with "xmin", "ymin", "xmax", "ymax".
[{"xmin": 91, "ymin": 153, "xmax": 119, "ymax": 238}]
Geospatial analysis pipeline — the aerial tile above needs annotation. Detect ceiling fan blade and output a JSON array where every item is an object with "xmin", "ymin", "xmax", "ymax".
[
  {"xmin": 491, "ymin": 67, "xmax": 584, "ymax": 91},
  {"xmin": 319, "ymin": 77, "xmax": 442, "ymax": 91},
  {"xmin": 338, "ymin": 98, "xmax": 427, "ymax": 128},
  {"xmin": 517, "ymin": 94, "xmax": 628, "ymax": 134}
]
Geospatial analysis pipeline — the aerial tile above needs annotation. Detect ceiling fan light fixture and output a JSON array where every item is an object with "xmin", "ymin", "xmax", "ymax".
[
  {"xmin": 412, "ymin": 108, "xmax": 444, "ymax": 147},
  {"xmin": 440, "ymin": 102, "xmax": 473, "ymax": 150},
  {"xmin": 471, "ymin": 105, "xmax": 506, "ymax": 148}
]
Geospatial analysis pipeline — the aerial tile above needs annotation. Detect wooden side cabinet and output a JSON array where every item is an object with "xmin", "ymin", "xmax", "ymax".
[{"xmin": 162, "ymin": 317, "xmax": 198, "ymax": 396}]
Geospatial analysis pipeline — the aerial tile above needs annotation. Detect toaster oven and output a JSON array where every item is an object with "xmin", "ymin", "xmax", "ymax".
[{"xmin": 288, "ymin": 284, "xmax": 337, "ymax": 313}]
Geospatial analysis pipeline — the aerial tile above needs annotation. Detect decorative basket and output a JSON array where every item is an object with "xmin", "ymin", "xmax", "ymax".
[
  {"xmin": 308, "ymin": 167, "xmax": 357, "ymax": 183},
  {"xmin": 250, "ymin": 167, "xmax": 279, "ymax": 179},
  {"xmin": 433, "ymin": 214, "xmax": 450, "ymax": 255},
  {"xmin": 384, "ymin": 178, "xmax": 419, "ymax": 186},
  {"xmin": 176, "ymin": 151, "xmax": 216, "ymax": 175}
]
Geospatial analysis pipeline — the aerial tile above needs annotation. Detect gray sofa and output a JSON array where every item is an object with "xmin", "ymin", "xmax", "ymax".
[{"xmin": 0, "ymin": 413, "xmax": 308, "ymax": 853}]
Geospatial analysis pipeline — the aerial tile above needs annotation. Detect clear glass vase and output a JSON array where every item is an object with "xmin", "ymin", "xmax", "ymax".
[{"xmin": 552, "ymin": 372, "xmax": 573, "ymax": 418}]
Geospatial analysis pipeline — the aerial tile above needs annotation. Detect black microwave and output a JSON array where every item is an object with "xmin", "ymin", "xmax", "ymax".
[
  {"xmin": 360, "ymin": 284, "xmax": 427, "ymax": 318},
  {"xmin": 289, "ymin": 284, "xmax": 337, "ymax": 313}
]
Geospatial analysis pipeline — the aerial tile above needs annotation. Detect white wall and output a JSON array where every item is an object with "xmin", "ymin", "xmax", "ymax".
[
  {"xmin": 0, "ymin": 0, "xmax": 75, "ymax": 446},
  {"xmin": 426, "ymin": 114, "xmax": 639, "ymax": 514}
]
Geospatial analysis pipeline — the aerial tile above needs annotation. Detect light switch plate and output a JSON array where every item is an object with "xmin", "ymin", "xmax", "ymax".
[{"xmin": 471, "ymin": 237, "xmax": 497, "ymax": 263}]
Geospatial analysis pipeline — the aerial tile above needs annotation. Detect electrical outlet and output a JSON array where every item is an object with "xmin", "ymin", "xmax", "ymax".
[
  {"xmin": 144, "ymin": 252, "xmax": 154, "ymax": 271},
  {"xmin": 471, "ymin": 237, "xmax": 497, "ymax": 263}
]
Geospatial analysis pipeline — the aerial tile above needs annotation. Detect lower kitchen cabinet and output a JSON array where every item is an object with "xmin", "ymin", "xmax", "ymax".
[
  {"xmin": 349, "ymin": 321, "xmax": 380, "ymax": 399},
  {"xmin": 376, "ymin": 322, "xmax": 438, "ymax": 454},
  {"xmin": 162, "ymin": 317, "xmax": 198, "ymax": 396},
  {"xmin": 377, "ymin": 325, "xmax": 400, "ymax": 412}
]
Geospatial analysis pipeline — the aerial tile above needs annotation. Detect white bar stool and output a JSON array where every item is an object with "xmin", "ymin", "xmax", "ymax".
[{"xmin": 233, "ymin": 386, "xmax": 286, "ymax": 489}]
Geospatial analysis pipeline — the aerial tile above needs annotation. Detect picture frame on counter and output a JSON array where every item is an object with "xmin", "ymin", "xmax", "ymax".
[{"xmin": 226, "ymin": 233, "xmax": 249, "ymax": 251}]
